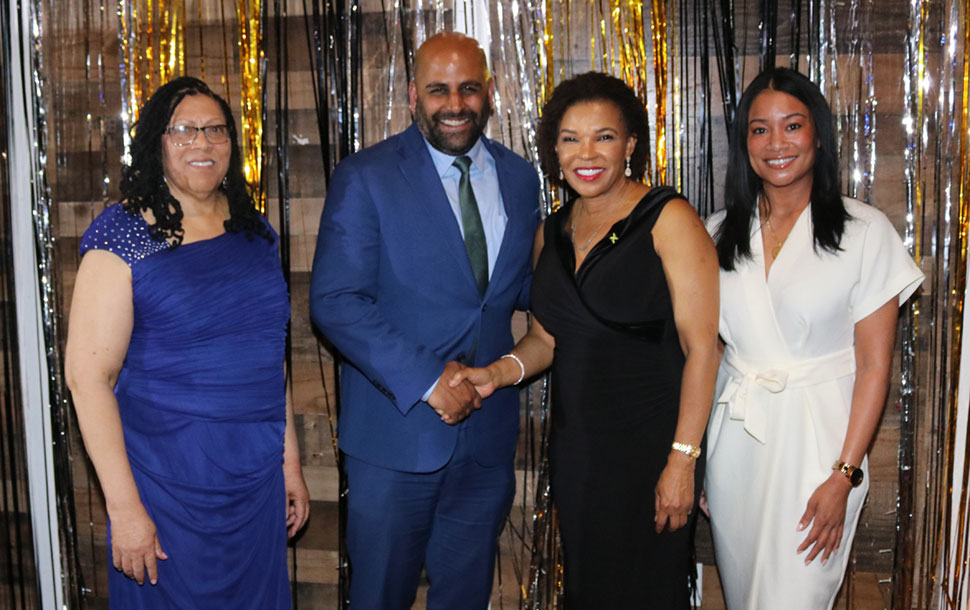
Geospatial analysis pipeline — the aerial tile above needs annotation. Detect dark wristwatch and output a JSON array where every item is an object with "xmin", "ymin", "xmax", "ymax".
[{"xmin": 833, "ymin": 461, "xmax": 864, "ymax": 487}]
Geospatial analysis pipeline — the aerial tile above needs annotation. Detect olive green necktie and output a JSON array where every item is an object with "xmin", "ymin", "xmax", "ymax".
[{"xmin": 453, "ymin": 155, "xmax": 489, "ymax": 295}]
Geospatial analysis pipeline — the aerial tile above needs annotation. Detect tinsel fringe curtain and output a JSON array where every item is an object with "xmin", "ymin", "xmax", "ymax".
[
  {"xmin": 9, "ymin": 0, "xmax": 968, "ymax": 608},
  {"xmin": 0, "ymin": 3, "xmax": 39, "ymax": 608}
]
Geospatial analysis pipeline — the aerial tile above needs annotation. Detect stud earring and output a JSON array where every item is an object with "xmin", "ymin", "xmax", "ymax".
[{"xmin": 624, "ymin": 157, "xmax": 632, "ymax": 177}]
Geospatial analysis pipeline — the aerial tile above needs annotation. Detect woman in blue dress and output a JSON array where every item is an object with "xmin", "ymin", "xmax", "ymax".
[{"xmin": 65, "ymin": 77, "xmax": 309, "ymax": 609}]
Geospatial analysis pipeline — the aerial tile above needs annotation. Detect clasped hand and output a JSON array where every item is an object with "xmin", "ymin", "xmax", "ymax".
[{"xmin": 428, "ymin": 361, "xmax": 482, "ymax": 425}]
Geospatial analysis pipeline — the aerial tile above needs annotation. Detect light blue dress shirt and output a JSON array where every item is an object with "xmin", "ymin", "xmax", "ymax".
[
  {"xmin": 424, "ymin": 136, "xmax": 508, "ymax": 278},
  {"xmin": 421, "ymin": 135, "xmax": 508, "ymax": 401}
]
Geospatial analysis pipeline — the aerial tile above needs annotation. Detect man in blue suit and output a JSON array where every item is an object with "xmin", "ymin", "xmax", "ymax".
[{"xmin": 310, "ymin": 32, "xmax": 541, "ymax": 609}]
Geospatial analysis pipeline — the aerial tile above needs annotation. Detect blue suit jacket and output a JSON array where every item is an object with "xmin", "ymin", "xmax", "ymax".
[{"xmin": 310, "ymin": 124, "xmax": 541, "ymax": 473}]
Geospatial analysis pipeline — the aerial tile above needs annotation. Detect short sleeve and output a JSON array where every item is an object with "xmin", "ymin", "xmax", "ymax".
[
  {"xmin": 79, "ymin": 203, "xmax": 168, "ymax": 266},
  {"xmin": 849, "ymin": 208, "xmax": 924, "ymax": 323},
  {"xmin": 704, "ymin": 209, "xmax": 726, "ymax": 238}
]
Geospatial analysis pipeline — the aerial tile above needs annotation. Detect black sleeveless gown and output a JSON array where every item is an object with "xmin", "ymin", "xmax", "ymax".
[{"xmin": 531, "ymin": 187, "xmax": 702, "ymax": 609}]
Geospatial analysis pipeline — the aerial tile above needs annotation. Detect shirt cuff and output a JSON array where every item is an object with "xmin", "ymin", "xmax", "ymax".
[{"xmin": 421, "ymin": 379, "xmax": 438, "ymax": 403}]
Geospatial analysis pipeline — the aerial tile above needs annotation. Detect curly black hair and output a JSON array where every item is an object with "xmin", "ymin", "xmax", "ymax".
[
  {"xmin": 537, "ymin": 71, "xmax": 650, "ymax": 194},
  {"xmin": 715, "ymin": 67, "xmax": 848, "ymax": 271},
  {"xmin": 120, "ymin": 76, "xmax": 271, "ymax": 247}
]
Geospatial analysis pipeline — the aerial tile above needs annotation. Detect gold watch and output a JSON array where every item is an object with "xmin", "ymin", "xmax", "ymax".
[
  {"xmin": 671, "ymin": 442, "xmax": 702, "ymax": 460},
  {"xmin": 833, "ymin": 461, "xmax": 864, "ymax": 487}
]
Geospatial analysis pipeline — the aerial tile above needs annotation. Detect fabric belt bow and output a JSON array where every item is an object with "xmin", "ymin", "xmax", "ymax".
[{"xmin": 715, "ymin": 347, "xmax": 856, "ymax": 445}]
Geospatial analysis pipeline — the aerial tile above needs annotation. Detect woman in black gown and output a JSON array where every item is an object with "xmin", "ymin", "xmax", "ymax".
[{"xmin": 450, "ymin": 72, "xmax": 719, "ymax": 607}]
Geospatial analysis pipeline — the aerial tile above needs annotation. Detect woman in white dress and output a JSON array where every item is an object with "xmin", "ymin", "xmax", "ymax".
[{"xmin": 705, "ymin": 67, "xmax": 923, "ymax": 609}]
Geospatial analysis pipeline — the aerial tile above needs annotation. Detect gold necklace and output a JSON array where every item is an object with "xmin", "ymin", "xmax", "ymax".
[
  {"xmin": 764, "ymin": 215, "xmax": 786, "ymax": 259},
  {"xmin": 760, "ymin": 194, "xmax": 803, "ymax": 260},
  {"xmin": 570, "ymin": 201, "xmax": 610, "ymax": 252}
]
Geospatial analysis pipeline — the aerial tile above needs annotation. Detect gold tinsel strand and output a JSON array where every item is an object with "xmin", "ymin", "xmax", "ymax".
[
  {"xmin": 607, "ymin": 1, "xmax": 619, "ymax": 73},
  {"xmin": 119, "ymin": 0, "xmax": 185, "ymax": 161},
  {"xmin": 120, "ymin": 1, "xmax": 263, "ymax": 200},
  {"xmin": 613, "ymin": 2, "xmax": 648, "ymax": 121},
  {"xmin": 142, "ymin": 0, "xmax": 153, "ymax": 97},
  {"xmin": 648, "ymin": 0, "xmax": 666, "ymax": 184},
  {"xmin": 592, "ymin": 1, "xmax": 658, "ymax": 186},
  {"xmin": 236, "ymin": 0, "xmax": 264, "ymax": 210},
  {"xmin": 670, "ymin": 0, "xmax": 682, "ymax": 193},
  {"xmin": 119, "ymin": 1, "xmax": 134, "ymax": 133},
  {"xmin": 539, "ymin": 0, "xmax": 561, "ymax": 213},
  {"xmin": 913, "ymin": 0, "xmax": 929, "ymax": 265},
  {"xmin": 196, "ymin": 0, "xmax": 205, "ymax": 82},
  {"xmin": 595, "ymin": 3, "xmax": 606, "ymax": 71},
  {"xmin": 158, "ymin": 1, "xmax": 184, "ymax": 84},
  {"xmin": 541, "ymin": 0, "xmax": 555, "ymax": 109},
  {"xmin": 220, "ymin": 0, "xmax": 233, "ymax": 106}
]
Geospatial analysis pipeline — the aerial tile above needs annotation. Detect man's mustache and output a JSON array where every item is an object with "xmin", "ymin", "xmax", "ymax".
[{"xmin": 433, "ymin": 110, "xmax": 478, "ymax": 122}]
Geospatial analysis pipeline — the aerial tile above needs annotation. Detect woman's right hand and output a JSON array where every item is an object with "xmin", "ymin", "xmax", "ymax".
[
  {"xmin": 698, "ymin": 488, "xmax": 710, "ymax": 518},
  {"xmin": 110, "ymin": 503, "xmax": 167, "ymax": 585},
  {"xmin": 67, "ymin": 249, "xmax": 166, "ymax": 585},
  {"xmin": 447, "ymin": 294, "xmax": 558, "ymax": 401},
  {"xmin": 449, "ymin": 365, "xmax": 500, "ymax": 399}
]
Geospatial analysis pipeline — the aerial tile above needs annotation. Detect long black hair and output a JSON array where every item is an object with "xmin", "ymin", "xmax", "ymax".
[
  {"xmin": 715, "ymin": 67, "xmax": 848, "ymax": 270},
  {"xmin": 120, "ymin": 76, "xmax": 270, "ymax": 247},
  {"xmin": 537, "ymin": 71, "xmax": 650, "ymax": 196}
]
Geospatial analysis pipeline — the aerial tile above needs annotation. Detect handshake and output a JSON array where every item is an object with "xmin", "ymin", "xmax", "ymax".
[{"xmin": 428, "ymin": 360, "xmax": 499, "ymax": 425}]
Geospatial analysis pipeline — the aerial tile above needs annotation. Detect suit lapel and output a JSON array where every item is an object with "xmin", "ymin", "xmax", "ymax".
[
  {"xmin": 397, "ymin": 125, "xmax": 481, "ymax": 294},
  {"xmin": 484, "ymin": 138, "xmax": 527, "ymax": 297}
]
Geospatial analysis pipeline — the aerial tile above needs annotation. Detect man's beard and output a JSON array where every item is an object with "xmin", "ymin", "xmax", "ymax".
[{"xmin": 415, "ymin": 96, "xmax": 492, "ymax": 156}]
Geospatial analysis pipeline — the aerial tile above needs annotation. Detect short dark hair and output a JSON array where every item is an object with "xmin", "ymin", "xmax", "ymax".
[
  {"xmin": 120, "ymin": 76, "xmax": 270, "ymax": 247},
  {"xmin": 715, "ymin": 67, "xmax": 847, "ymax": 270},
  {"xmin": 537, "ymin": 72, "xmax": 650, "ymax": 193}
]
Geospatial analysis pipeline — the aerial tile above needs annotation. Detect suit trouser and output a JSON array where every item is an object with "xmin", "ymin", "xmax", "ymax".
[{"xmin": 343, "ymin": 425, "xmax": 515, "ymax": 610}]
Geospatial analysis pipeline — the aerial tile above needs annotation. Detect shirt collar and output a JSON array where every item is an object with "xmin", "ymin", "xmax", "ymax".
[{"xmin": 423, "ymin": 135, "xmax": 492, "ymax": 178}]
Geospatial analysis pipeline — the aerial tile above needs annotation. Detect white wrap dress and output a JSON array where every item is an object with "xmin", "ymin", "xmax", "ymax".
[{"xmin": 705, "ymin": 197, "xmax": 923, "ymax": 609}]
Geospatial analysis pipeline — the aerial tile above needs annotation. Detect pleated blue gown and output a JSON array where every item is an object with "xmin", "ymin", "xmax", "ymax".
[{"xmin": 80, "ymin": 204, "xmax": 291, "ymax": 609}]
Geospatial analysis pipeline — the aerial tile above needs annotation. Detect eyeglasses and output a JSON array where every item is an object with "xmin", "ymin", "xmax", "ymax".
[{"xmin": 164, "ymin": 124, "xmax": 230, "ymax": 146}]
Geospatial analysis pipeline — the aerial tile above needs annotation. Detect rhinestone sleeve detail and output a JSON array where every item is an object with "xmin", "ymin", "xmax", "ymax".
[{"xmin": 79, "ymin": 204, "xmax": 168, "ymax": 266}]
